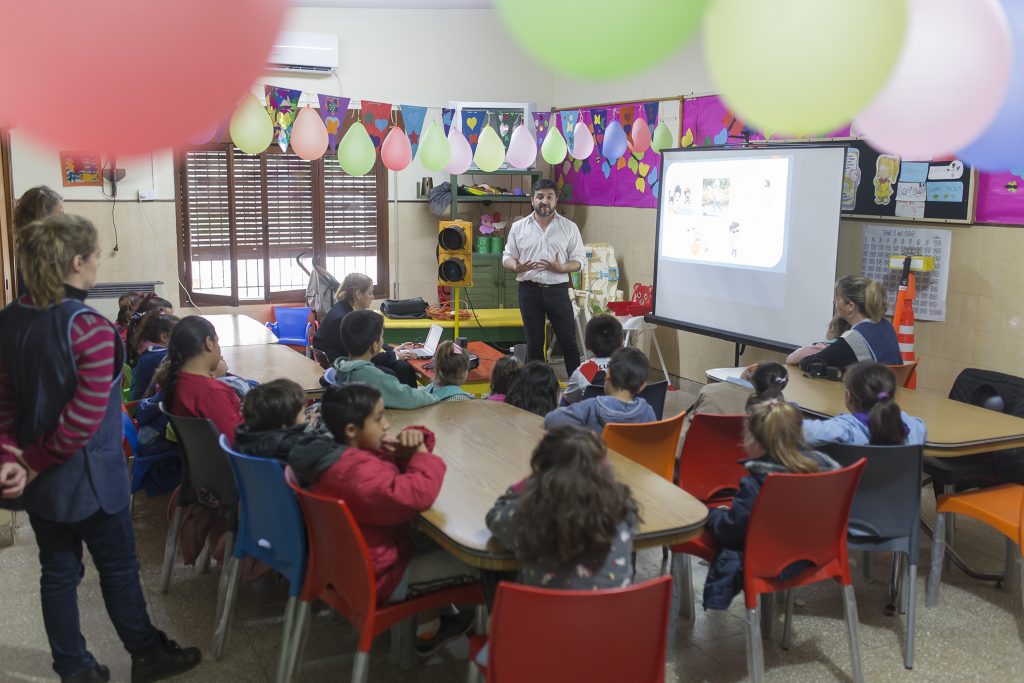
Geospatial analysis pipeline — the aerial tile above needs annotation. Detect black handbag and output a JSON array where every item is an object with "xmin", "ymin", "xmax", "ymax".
[{"xmin": 380, "ymin": 297, "xmax": 428, "ymax": 319}]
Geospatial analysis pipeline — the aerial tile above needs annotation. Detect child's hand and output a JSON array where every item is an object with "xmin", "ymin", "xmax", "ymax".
[{"xmin": 384, "ymin": 429, "xmax": 428, "ymax": 459}]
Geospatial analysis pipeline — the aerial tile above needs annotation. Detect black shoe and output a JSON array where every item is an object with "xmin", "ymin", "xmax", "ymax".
[
  {"xmin": 62, "ymin": 664, "xmax": 110, "ymax": 683},
  {"xmin": 131, "ymin": 631, "xmax": 201, "ymax": 683},
  {"xmin": 416, "ymin": 611, "xmax": 475, "ymax": 658}
]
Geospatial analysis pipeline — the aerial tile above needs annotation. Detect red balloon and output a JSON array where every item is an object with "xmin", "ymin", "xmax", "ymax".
[{"xmin": 0, "ymin": 0, "xmax": 289, "ymax": 155}]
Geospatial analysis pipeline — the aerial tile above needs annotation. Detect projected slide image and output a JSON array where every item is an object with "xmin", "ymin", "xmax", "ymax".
[{"xmin": 660, "ymin": 157, "xmax": 790, "ymax": 270}]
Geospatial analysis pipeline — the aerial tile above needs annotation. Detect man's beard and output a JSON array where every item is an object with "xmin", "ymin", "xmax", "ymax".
[{"xmin": 535, "ymin": 205, "xmax": 553, "ymax": 216}]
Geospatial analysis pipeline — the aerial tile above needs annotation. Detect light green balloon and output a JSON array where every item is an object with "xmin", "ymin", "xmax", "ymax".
[
  {"xmin": 474, "ymin": 126, "xmax": 506, "ymax": 172},
  {"xmin": 418, "ymin": 121, "xmax": 451, "ymax": 172},
  {"xmin": 704, "ymin": 0, "xmax": 907, "ymax": 135},
  {"xmin": 541, "ymin": 128, "xmax": 568, "ymax": 165},
  {"xmin": 337, "ymin": 122, "xmax": 376, "ymax": 176},
  {"xmin": 229, "ymin": 94, "xmax": 273, "ymax": 155},
  {"xmin": 651, "ymin": 121, "xmax": 675, "ymax": 154},
  {"xmin": 495, "ymin": 0, "xmax": 710, "ymax": 80}
]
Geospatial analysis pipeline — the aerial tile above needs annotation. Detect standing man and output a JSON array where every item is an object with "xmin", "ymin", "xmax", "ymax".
[{"xmin": 502, "ymin": 179, "xmax": 586, "ymax": 375}]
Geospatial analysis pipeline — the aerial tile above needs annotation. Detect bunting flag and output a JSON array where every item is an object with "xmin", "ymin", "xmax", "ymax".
[
  {"xmin": 399, "ymin": 104, "xmax": 428, "ymax": 160},
  {"xmin": 533, "ymin": 111, "xmax": 552, "ymax": 149},
  {"xmin": 497, "ymin": 112, "xmax": 515, "ymax": 150},
  {"xmin": 643, "ymin": 101, "xmax": 660, "ymax": 127},
  {"xmin": 317, "ymin": 94, "xmax": 350, "ymax": 152},
  {"xmin": 265, "ymin": 86, "xmax": 303, "ymax": 152},
  {"xmin": 461, "ymin": 109, "xmax": 486, "ymax": 153},
  {"xmin": 590, "ymin": 108, "xmax": 607, "ymax": 149},
  {"xmin": 361, "ymin": 100, "xmax": 393, "ymax": 149},
  {"xmin": 442, "ymin": 108, "xmax": 455, "ymax": 136},
  {"xmin": 560, "ymin": 110, "xmax": 580, "ymax": 154}
]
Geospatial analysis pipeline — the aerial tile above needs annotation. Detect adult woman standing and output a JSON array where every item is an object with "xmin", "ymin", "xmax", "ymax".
[
  {"xmin": 13, "ymin": 185, "xmax": 64, "ymax": 295},
  {"xmin": 0, "ymin": 215, "xmax": 200, "ymax": 683},
  {"xmin": 798, "ymin": 275, "xmax": 902, "ymax": 372},
  {"xmin": 312, "ymin": 272, "xmax": 419, "ymax": 387}
]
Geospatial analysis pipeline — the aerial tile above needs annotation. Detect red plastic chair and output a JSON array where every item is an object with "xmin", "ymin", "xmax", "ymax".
[
  {"xmin": 674, "ymin": 461, "xmax": 866, "ymax": 683},
  {"xmin": 468, "ymin": 576, "xmax": 672, "ymax": 683},
  {"xmin": 285, "ymin": 474, "xmax": 487, "ymax": 683}
]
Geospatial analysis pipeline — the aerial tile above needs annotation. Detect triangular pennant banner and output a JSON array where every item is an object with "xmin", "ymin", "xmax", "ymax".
[
  {"xmin": 461, "ymin": 109, "xmax": 486, "ymax": 153},
  {"xmin": 643, "ymin": 101, "xmax": 660, "ymax": 127},
  {"xmin": 560, "ymin": 110, "xmax": 580, "ymax": 154},
  {"xmin": 399, "ymin": 104, "xmax": 428, "ymax": 160},
  {"xmin": 265, "ymin": 86, "xmax": 303, "ymax": 152},
  {"xmin": 533, "ymin": 111, "xmax": 552, "ymax": 149},
  {"xmin": 317, "ymin": 94, "xmax": 350, "ymax": 152},
  {"xmin": 442, "ymin": 108, "xmax": 455, "ymax": 136},
  {"xmin": 361, "ymin": 100, "xmax": 393, "ymax": 150},
  {"xmin": 590, "ymin": 108, "xmax": 607, "ymax": 149},
  {"xmin": 497, "ymin": 112, "xmax": 515, "ymax": 150}
]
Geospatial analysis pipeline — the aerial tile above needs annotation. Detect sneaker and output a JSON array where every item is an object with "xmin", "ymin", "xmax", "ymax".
[
  {"xmin": 131, "ymin": 631, "xmax": 201, "ymax": 683},
  {"xmin": 415, "ymin": 611, "xmax": 475, "ymax": 658},
  {"xmin": 62, "ymin": 664, "xmax": 110, "ymax": 683}
]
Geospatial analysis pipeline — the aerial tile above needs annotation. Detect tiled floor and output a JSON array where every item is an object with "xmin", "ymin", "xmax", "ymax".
[{"xmin": 3, "ymin": 375, "xmax": 1024, "ymax": 681}]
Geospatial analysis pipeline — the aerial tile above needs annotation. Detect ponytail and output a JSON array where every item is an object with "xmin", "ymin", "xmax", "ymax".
[
  {"xmin": 126, "ymin": 294, "xmax": 174, "ymax": 363},
  {"xmin": 746, "ymin": 361, "xmax": 789, "ymax": 411},
  {"xmin": 745, "ymin": 400, "xmax": 819, "ymax": 473},
  {"xmin": 17, "ymin": 215, "xmax": 98, "ymax": 309},
  {"xmin": 433, "ymin": 340, "xmax": 469, "ymax": 387},
  {"xmin": 336, "ymin": 272, "xmax": 373, "ymax": 304},
  {"xmin": 835, "ymin": 276, "xmax": 888, "ymax": 323},
  {"xmin": 161, "ymin": 316, "xmax": 216, "ymax": 409},
  {"xmin": 117, "ymin": 292, "xmax": 146, "ymax": 327},
  {"xmin": 843, "ymin": 362, "xmax": 905, "ymax": 445}
]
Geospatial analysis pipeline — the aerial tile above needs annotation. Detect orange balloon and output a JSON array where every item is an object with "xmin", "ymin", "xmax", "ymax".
[
  {"xmin": 381, "ymin": 127, "xmax": 412, "ymax": 171},
  {"xmin": 291, "ymin": 107, "xmax": 329, "ymax": 161}
]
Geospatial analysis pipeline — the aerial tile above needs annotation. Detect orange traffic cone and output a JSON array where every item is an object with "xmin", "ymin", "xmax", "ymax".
[{"xmin": 892, "ymin": 261, "xmax": 917, "ymax": 389}]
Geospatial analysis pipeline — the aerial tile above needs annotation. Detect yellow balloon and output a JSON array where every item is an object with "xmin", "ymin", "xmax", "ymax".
[
  {"xmin": 474, "ymin": 126, "xmax": 506, "ymax": 172},
  {"xmin": 229, "ymin": 93, "xmax": 273, "ymax": 155},
  {"xmin": 337, "ymin": 122, "xmax": 376, "ymax": 176}
]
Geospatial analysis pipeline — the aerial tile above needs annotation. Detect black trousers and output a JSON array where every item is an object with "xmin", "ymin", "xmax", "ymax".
[{"xmin": 518, "ymin": 282, "xmax": 580, "ymax": 376}]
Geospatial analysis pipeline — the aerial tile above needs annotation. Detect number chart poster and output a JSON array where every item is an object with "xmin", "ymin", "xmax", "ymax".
[{"xmin": 862, "ymin": 225, "xmax": 951, "ymax": 322}]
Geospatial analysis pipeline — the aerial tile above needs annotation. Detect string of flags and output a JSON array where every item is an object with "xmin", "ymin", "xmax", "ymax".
[{"xmin": 210, "ymin": 86, "xmax": 678, "ymax": 176}]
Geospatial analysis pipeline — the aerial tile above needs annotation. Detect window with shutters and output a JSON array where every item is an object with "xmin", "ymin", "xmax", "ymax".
[{"xmin": 175, "ymin": 144, "xmax": 388, "ymax": 306}]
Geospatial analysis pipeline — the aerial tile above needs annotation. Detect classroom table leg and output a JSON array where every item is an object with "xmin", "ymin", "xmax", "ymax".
[
  {"xmin": 926, "ymin": 512, "xmax": 946, "ymax": 608},
  {"xmin": 1004, "ymin": 538, "xmax": 1019, "ymax": 596}
]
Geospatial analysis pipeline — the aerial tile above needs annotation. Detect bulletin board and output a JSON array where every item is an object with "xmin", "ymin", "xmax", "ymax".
[{"xmin": 841, "ymin": 139, "xmax": 976, "ymax": 224}]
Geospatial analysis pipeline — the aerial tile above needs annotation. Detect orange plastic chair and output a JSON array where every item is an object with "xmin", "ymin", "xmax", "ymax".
[
  {"xmin": 285, "ymin": 474, "xmax": 487, "ymax": 683},
  {"xmin": 468, "ymin": 576, "xmax": 672, "ymax": 683},
  {"xmin": 602, "ymin": 413, "xmax": 685, "ymax": 482},
  {"xmin": 676, "ymin": 414, "xmax": 748, "ymax": 504},
  {"xmin": 925, "ymin": 483, "xmax": 1024, "ymax": 612},
  {"xmin": 887, "ymin": 361, "xmax": 919, "ymax": 389}
]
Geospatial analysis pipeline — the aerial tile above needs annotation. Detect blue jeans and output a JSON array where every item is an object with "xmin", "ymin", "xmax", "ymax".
[{"xmin": 29, "ymin": 506, "xmax": 160, "ymax": 676}]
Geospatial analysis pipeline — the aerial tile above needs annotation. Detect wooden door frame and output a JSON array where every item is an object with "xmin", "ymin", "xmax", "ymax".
[{"xmin": 0, "ymin": 129, "xmax": 14, "ymax": 305}]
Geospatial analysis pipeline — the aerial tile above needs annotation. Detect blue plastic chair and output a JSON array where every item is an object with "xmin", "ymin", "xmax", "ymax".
[
  {"xmin": 122, "ymin": 411, "xmax": 179, "ymax": 500},
  {"xmin": 266, "ymin": 306, "xmax": 314, "ymax": 353},
  {"xmin": 214, "ymin": 435, "xmax": 307, "ymax": 683}
]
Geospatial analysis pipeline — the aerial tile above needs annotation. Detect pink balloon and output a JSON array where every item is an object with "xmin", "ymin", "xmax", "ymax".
[
  {"xmin": 507, "ymin": 124, "xmax": 537, "ymax": 168},
  {"xmin": 629, "ymin": 119, "xmax": 652, "ymax": 155},
  {"xmin": 187, "ymin": 124, "xmax": 219, "ymax": 146},
  {"xmin": 0, "ymin": 0, "xmax": 289, "ymax": 155},
  {"xmin": 290, "ymin": 107, "xmax": 329, "ymax": 161},
  {"xmin": 571, "ymin": 121, "xmax": 595, "ymax": 160},
  {"xmin": 855, "ymin": 0, "xmax": 1011, "ymax": 159},
  {"xmin": 445, "ymin": 126, "xmax": 473, "ymax": 174},
  {"xmin": 381, "ymin": 126, "xmax": 413, "ymax": 171}
]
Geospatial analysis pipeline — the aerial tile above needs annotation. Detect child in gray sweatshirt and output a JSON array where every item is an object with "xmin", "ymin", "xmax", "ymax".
[{"xmin": 544, "ymin": 347, "xmax": 655, "ymax": 434}]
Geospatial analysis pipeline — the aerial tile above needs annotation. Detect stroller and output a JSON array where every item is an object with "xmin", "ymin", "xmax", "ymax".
[{"xmin": 297, "ymin": 253, "xmax": 340, "ymax": 368}]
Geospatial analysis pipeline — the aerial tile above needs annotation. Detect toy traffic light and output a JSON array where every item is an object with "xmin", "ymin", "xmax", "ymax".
[{"xmin": 437, "ymin": 220, "xmax": 473, "ymax": 287}]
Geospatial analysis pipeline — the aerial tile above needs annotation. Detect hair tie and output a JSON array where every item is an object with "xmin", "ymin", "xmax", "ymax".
[
  {"xmin": 877, "ymin": 391, "xmax": 890, "ymax": 401},
  {"xmin": 775, "ymin": 375, "xmax": 788, "ymax": 387}
]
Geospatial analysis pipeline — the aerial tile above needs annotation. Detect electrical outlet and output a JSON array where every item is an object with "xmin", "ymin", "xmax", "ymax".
[{"xmin": 138, "ymin": 188, "xmax": 157, "ymax": 202}]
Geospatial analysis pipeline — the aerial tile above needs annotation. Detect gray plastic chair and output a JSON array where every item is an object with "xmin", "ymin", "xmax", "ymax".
[{"xmin": 820, "ymin": 442, "xmax": 924, "ymax": 670}]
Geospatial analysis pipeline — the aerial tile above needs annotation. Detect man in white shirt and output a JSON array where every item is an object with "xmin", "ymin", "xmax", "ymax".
[{"xmin": 502, "ymin": 179, "xmax": 586, "ymax": 375}]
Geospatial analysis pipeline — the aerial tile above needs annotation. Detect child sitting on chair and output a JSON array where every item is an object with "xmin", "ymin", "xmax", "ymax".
[
  {"xmin": 420, "ymin": 341, "xmax": 474, "ymax": 402},
  {"xmin": 486, "ymin": 356, "xmax": 522, "ymax": 402},
  {"xmin": 544, "ymin": 347, "xmax": 656, "ymax": 435},
  {"xmin": 563, "ymin": 314, "xmax": 624, "ymax": 404},
  {"xmin": 786, "ymin": 316, "xmax": 851, "ymax": 365}
]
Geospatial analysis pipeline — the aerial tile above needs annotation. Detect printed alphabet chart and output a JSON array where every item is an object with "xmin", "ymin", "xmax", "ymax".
[{"xmin": 861, "ymin": 225, "xmax": 951, "ymax": 321}]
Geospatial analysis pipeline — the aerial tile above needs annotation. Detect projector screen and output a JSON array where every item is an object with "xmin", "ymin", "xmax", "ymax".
[{"xmin": 651, "ymin": 144, "xmax": 847, "ymax": 352}]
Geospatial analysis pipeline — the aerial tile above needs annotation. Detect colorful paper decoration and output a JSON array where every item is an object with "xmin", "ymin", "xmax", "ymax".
[
  {"xmin": 643, "ymin": 101, "xmax": 660, "ymax": 126},
  {"xmin": 590, "ymin": 109, "xmax": 607, "ymax": 149},
  {"xmin": 497, "ymin": 112, "xmax": 515, "ymax": 150},
  {"xmin": 399, "ymin": 104, "xmax": 428, "ymax": 160},
  {"xmin": 442, "ymin": 108, "xmax": 455, "ymax": 136},
  {"xmin": 361, "ymin": 100, "xmax": 393, "ymax": 150},
  {"xmin": 265, "ymin": 86, "xmax": 302, "ymax": 152},
  {"xmin": 317, "ymin": 94, "xmax": 351, "ymax": 152},
  {"xmin": 533, "ymin": 112, "xmax": 552, "ymax": 149},
  {"xmin": 461, "ymin": 110, "xmax": 486, "ymax": 153},
  {"xmin": 560, "ymin": 110, "xmax": 580, "ymax": 156}
]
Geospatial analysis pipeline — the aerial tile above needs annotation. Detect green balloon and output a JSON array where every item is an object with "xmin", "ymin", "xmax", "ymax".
[
  {"xmin": 337, "ymin": 122, "xmax": 376, "ymax": 176},
  {"xmin": 495, "ymin": 0, "xmax": 709, "ymax": 79},
  {"xmin": 704, "ymin": 0, "xmax": 907, "ymax": 134},
  {"xmin": 541, "ymin": 128, "xmax": 568, "ymax": 165},
  {"xmin": 418, "ymin": 121, "xmax": 450, "ymax": 172},
  {"xmin": 474, "ymin": 126, "xmax": 506, "ymax": 172},
  {"xmin": 229, "ymin": 94, "xmax": 273, "ymax": 155},
  {"xmin": 651, "ymin": 121, "xmax": 675, "ymax": 154}
]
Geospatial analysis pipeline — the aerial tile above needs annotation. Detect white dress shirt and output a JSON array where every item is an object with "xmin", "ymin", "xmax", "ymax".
[{"xmin": 502, "ymin": 211, "xmax": 587, "ymax": 284}]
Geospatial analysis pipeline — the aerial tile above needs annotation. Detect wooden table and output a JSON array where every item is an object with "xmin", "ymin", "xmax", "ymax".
[
  {"xmin": 385, "ymin": 400, "xmax": 708, "ymax": 571},
  {"xmin": 707, "ymin": 367, "xmax": 1024, "ymax": 457},
  {"xmin": 221, "ymin": 344, "xmax": 325, "ymax": 396},
  {"xmin": 407, "ymin": 341, "xmax": 506, "ymax": 397},
  {"xmin": 382, "ymin": 308, "xmax": 524, "ymax": 345},
  {"xmin": 201, "ymin": 314, "xmax": 279, "ymax": 347}
]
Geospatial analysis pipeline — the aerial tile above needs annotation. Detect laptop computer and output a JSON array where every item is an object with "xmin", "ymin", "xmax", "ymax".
[{"xmin": 408, "ymin": 324, "xmax": 443, "ymax": 359}]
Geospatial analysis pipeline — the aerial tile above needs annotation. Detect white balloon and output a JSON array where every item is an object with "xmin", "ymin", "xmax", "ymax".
[
  {"xmin": 571, "ymin": 121, "xmax": 595, "ymax": 160},
  {"xmin": 506, "ymin": 124, "xmax": 537, "ymax": 169},
  {"xmin": 445, "ymin": 126, "xmax": 472, "ymax": 174}
]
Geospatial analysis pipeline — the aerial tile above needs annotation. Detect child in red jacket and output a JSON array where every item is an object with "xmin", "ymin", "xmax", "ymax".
[{"xmin": 310, "ymin": 383, "xmax": 478, "ymax": 656}]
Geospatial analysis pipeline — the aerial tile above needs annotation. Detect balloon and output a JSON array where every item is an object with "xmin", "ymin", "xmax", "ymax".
[
  {"xmin": 506, "ymin": 124, "xmax": 537, "ymax": 169},
  {"xmin": 290, "ymin": 107, "xmax": 329, "ymax": 161},
  {"xmin": 495, "ymin": 0, "xmax": 709, "ymax": 79},
  {"xmin": 650, "ymin": 122, "xmax": 676, "ymax": 154},
  {"xmin": 541, "ymin": 127, "xmax": 568, "ymax": 165},
  {"xmin": 418, "ymin": 121, "xmax": 451, "ymax": 172},
  {"xmin": 629, "ymin": 119, "xmax": 652, "ymax": 155},
  {"xmin": 229, "ymin": 94, "xmax": 273, "ymax": 155},
  {"xmin": 958, "ymin": 1, "xmax": 1024, "ymax": 170},
  {"xmin": 187, "ymin": 124, "xmax": 219, "ymax": 146},
  {"xmin": 445, "ymin": 126, "xmax": 473, "ymax": 174},
  {"xmin": 337, "ymin": 122, "xmax": 376, "ymax": 176},
  {"xmin": 381, "ymin": 126, "xmax": 412, "ymax": 171},
  {"xmin": 704, "ymin": 0, "xmax": 907, "ymax": 135},
  {"xmin": 602, "ymin": 120, "xmax": 628, "ymax": 162},
  {"xmin": 474, "ymin": 126, "xmax": 506, "ymax": 172},
  {"xmin": 0, "ymin": 0, "xmax": 288, "ymax": 154},
  {"xmin": 856, "ymin": 0, "xmax": 1011, "ymax": 159},
  {"xmin": 571, "ymin": 121, "xmax": 595, "ymax": 160}
]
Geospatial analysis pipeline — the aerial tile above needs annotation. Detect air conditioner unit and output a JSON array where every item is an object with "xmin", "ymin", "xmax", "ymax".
[{"xmin": 267, "ymin": 32, "xmax": 338, "ymax": 74}]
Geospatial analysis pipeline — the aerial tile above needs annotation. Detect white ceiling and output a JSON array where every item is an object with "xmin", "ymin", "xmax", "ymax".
[{"xmin": 291, "ymin": 0, "xmax": 491, "ymax": 8}]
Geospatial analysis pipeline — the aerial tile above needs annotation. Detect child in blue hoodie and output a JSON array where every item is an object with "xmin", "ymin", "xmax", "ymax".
[
  {"xmin": 803, "ymin": 361, "xmax": 926, "ymax": 446},
  {"xmin": 544, "ymin": 347, "xmax": 655, "ymax": 434}
]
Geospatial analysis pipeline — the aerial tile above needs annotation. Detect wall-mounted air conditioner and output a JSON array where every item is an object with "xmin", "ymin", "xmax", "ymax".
[{"xmin": 267, "ymin": 32, "xmax": 339, "ymax": 74}]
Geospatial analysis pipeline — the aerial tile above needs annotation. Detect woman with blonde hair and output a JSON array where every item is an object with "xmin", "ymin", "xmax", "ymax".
[
  {"xmin": 0, "ymin": 214, "xmax": 200, "ymax": 682},
  {"xmin": 13, "ymin": 185, "xmax": 64, "ymax": 295}
]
